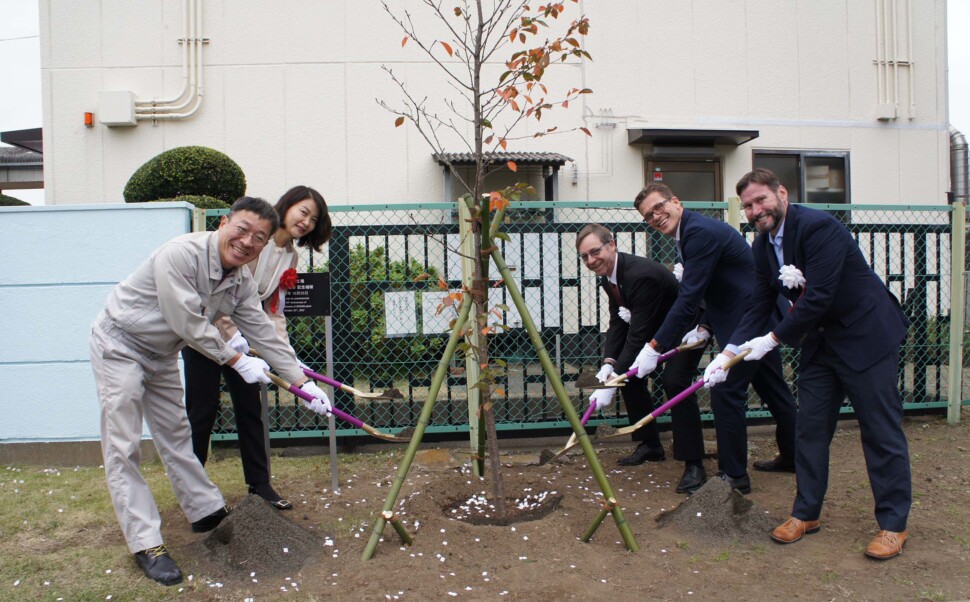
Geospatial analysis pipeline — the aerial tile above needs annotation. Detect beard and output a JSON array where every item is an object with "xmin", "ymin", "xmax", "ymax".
[{"xmin": 750, "ymin": 204, "xmax": 785, "ymax": 233}]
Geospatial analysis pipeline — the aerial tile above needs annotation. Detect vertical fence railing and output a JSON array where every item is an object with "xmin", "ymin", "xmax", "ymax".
[{"xmin": 203, "ymin": 201, "xmax": 966, "ymax": 441}]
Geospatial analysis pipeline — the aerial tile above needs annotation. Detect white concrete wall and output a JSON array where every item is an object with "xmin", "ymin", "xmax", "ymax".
[
  {"xmin": 0, "ymin": 203, "xmax": 192, "ymax": 442},
  {"xmin": 38, "ymin": 0, "xmax": 950, "ymax": 206}
]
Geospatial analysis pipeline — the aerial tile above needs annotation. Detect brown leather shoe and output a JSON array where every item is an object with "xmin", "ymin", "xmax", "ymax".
[
  {"xmin": 770, "ymin": 517, "xmax": 820, "ymax": 544},
  {"xmin": 865, "ymin": 530, "xmax": 907, "ymax": 560}
]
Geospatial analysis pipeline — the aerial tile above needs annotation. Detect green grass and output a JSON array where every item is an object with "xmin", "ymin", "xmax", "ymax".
[{"xmin": 0, "ymin": 453, "xmax": 387, "ymax": 601}]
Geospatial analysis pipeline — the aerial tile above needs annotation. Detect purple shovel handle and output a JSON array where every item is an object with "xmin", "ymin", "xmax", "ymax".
[
  {"xmin": 579, "ymin": 403, "xmax": 595, "ymax": 426},
  {"xmin": 648, "ymin": 379, "xmax": 705, "ymax": 419},
  {"xmin": 302, "ymin": 367, "xmax": 345, "ymax": 391},
  {"xmin": 287, "ymin": 380, "xmax": 364, "ymax": 429},
  {"xmin": 645, "ymin": 348, "xmax": 749, "ymax": 420}
]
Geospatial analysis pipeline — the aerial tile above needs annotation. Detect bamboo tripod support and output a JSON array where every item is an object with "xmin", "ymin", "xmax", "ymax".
[{"xmin": 361, "ymin": 240, "xmax": 639, "ymax": 560}]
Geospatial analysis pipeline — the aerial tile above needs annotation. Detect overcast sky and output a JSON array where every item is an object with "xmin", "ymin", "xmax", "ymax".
[{"xmin": 1, "ymin": 0, "xmax": 968, "ymax": 205}]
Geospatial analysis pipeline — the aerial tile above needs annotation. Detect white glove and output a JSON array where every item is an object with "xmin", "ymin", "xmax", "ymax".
[
  {"xmin": 702, "ymin": 353, "xmax": 731, "ymax": 388},
  {"xmin": 681, "ymin": 325, "xmax": 711, "ymax": 346},
  {"xmin": 634, "ymin": 344, "xmax": 662, "ymax": 379},
  {"xmin": 227, "ymin": 331, "xmax": 250, "ymax": 355},
  {"xmin": 672, "ymin": 262, "xmax": 684, "ymax": 282},
  {"xmin": 617, "ymin": 306, "xmax": 631, "ymax": 323},
  {"xmin": 595, "ymin": 364, "xmax": 617, "ymax": 384},
  {"xmin": 299, "ymin": 381, "xmax": 333, "ymax": 416},
  {"xmin": 589, "ymin": 387, "xmax": 616, "ymax": 411},
  {"xmin": 231, "ymin": 354, "xmax": 271, "ymax": 384},
  {"xmin": 738, "ymin": 333, "xmax": 780, "ymax": 361}
]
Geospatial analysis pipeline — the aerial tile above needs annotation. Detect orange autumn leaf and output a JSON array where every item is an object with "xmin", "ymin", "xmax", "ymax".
[
  {"xmin": 401, "ymin": 36, "xmax": 409, "ymax": 47},
  {"xmin": 440, "ymin": 41, "xmax": 454, "ymax": 56},
  {"xmin": 438, "ymin": 277, "xmax": 449, "ymax": 290},
  {"xmin": 580, "ymin": 126, "xmax": 591, "ymax": 136},
  {"xmin": 499, "ymin": 138, "xmax": 508, "ymax": 150},
  {"xmin": 395, "ymin": 116, "xmax": 405, "ymax": 127},
  {"xmin": 507, "ymin": 161, "xmax": 518, "ymax": 172},
  {"xmin": 495, "ymin": 388, "xmax": 506, "ymax": 396}
]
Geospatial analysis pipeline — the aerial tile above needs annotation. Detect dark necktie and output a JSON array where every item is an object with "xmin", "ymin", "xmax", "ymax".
[{"xmin": 609, "ymin": 282, "xmax": 624, "ymax": 306}]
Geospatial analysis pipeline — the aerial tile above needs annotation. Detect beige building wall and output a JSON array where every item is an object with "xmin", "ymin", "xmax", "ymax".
[{"xmin": 39, "ymin": 0, "xmax": 950, "ymax": 206}]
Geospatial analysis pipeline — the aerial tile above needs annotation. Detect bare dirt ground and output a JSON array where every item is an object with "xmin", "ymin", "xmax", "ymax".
[{"xmin": 159, "ymin": 414, "xmax": 970, "ymax": 601}]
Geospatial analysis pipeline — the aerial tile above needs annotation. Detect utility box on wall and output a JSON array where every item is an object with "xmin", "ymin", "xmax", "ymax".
[{"xmin": 98, "ymin": 91, "xmax": 137, "ymax": 127}]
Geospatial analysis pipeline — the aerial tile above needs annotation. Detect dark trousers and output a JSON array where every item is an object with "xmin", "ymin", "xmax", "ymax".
[
  {"xmin": 623, "ymin": 346, "xmax": 705, "ymax": 462},
  {"xmin": 710, "ymin": 347, "xmax": 796, "ymax": 477},
  {"xmin": 181, "ymin": 346, "xmax": 270, "ymax": 487},
  {"xmin": 792, "ymin": 344, "xmax": 911, "ymax": 532}
]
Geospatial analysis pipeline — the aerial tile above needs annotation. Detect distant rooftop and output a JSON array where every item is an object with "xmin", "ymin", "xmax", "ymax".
[
  {"xmin": 434, "ymin": 151, "xmax": 572, "ymax": 167},
  {"xmin": 0, "ymin": 146, "xmax": 43, "ymax": 166}
]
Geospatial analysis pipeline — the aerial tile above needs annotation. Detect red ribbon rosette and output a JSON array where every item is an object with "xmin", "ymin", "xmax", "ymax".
[{"xmin": 269, "ymin": 268, "xmax": 298, "ymax": 314}]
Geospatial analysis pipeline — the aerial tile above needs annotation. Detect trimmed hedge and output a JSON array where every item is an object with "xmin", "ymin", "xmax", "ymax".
[
  {"xmin": 0, "ymin": 194, "xmax": 29, "ymax": 206},
  {"xmin": 150, "ymin": 195, "xmax": 231, "ymax": 209},
  {"xmin": 123, "ymin": 146, "xmax": 245, "ymax": 203}
]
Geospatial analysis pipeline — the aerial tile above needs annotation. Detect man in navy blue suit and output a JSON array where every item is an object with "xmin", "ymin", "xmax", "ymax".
[
  {"xmin": 577, "ymin": 224, "xmax": 708, "ymax": 494},
  {"xmin": 722, "ymin": 168, "xmax": 911, "ymax": 560},
  {"xmin": 632, "ymin": 183, "xmax": 798, "ymax": 495}
]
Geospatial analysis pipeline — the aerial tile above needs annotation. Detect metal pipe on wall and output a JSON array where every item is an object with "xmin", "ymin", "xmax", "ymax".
[
  {"xmin": 134, "ymin": 0, "xmax": 191, "ymax": 107},
  {"xmin": 135, "ymin": 0, "xmax": 205, "ymax": 120}
]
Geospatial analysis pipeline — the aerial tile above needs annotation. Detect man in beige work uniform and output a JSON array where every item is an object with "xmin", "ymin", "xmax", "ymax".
[{"xmin": 89, "ymin": 197, "xmax": 332, "ymax": 586}]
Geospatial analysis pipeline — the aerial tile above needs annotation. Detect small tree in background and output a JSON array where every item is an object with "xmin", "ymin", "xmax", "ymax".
[
  {"xmin": 0, "ymin": 193, "xmax": 30, "ymax": 206},
  {"xmin": 380, "ymin": 0, "xmax": 592, "ymax": 518},
  {"xmin": 124, "ymin": 146, "xmax": 246, "ymax": 203}
]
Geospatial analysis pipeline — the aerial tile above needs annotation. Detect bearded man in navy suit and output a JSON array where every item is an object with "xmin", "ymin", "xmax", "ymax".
[
  {"xmin": 722, "ymin": 168, "xmax": 912, "ymax": 560},
  {"xmin": 633, "ymin": 183, "xmax": 798, "ymax": 496}
]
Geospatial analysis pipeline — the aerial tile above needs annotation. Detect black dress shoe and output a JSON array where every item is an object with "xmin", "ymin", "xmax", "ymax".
[
  {"xmin": 249, "ymin": 483, "xmax": 293, "ymax": 510},
  {"xmin": 191, "ymin": 505, "xmax": 230, "ymax": 533},
  {"xmin": 617, "ymin": 442, "xmax": 665, "ymax": 466},
  {"xmin": 716, "ymin": 471, "xmax": 752, "ymax": 495},
  {"xmin": 752, "ymin": 455, "xmax": 796, "ymax": 473},
  {"xmin": 675, "ymin": 463, "xmax": 707, "ymax": 494},
  {"xmin": 133, "ymin": 545, "xmax": 183, "ymax": 586}
]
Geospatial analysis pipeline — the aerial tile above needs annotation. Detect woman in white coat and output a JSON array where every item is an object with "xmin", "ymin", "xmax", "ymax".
[{"xmin": 181, "ymin": 185, "xmax": 332, "ymax": 509}]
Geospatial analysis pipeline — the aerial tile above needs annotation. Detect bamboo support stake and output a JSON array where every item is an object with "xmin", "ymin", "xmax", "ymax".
[
  {"xmin": 488, "ymin": 247, "xmax": 639, "ymax": 552},
  {"xmin": 581, "ymin": 498, "xmax": 616, "ymax": 543},
  {"xmin": 459, "ymin": 199, "xmax": 485, "ymax": 476},
  {"xmin": 362, "ymin": 295, "xmax": 473, "ymax": 561}
]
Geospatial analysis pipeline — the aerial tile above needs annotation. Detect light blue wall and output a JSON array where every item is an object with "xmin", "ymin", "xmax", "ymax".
[{"xmin": 0, "ymin": 203, "xmax": 193, "ymax": 442}]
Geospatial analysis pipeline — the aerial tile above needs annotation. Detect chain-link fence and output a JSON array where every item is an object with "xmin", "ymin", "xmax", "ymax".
[{"xmin": 204, "ymin": 201, "xmax": 963, "ymax": 441}]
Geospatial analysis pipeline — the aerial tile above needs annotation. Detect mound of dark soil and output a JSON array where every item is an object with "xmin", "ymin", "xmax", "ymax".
[
  {"xmin": 200, "ymin": 494, "xmax": 322, "ymax": 578},
  {"xmin": 655, "ymin": 476, "xmax": 778, "ymax": 546}
]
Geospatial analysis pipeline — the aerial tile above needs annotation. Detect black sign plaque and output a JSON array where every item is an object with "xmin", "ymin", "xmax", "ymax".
[{"xmin": 283, "ymin": 272, "xmax": 331, "ymax": 317}]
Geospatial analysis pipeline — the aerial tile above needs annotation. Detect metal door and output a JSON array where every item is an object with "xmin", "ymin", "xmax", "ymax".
[{"xmin": 644, "ymin": 159, "xmax": 722, "ymax": 202}]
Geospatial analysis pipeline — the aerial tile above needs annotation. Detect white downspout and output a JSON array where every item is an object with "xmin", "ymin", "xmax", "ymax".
[
  {"xmin": 135, "ymin": 0, "xmax": 192, "ymax": 108},
  {"xmin": 135, "ymin": 0, "xmax": 205, "ymax": 120}
]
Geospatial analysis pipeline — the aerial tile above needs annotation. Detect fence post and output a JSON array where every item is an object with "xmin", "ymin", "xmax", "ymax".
[
  {"xmin": 727, "ymin": 196, "xmax": 741, "ymax": 231},
  {"xmin": 948, "ymin": 202, "xmax": 965, "ymax": 423},
  {"xmin": 191, "ymin": 207, "xmax": 207, "ymax": 232}
]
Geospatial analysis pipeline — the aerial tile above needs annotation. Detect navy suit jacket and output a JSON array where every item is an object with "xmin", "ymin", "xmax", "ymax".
[
  {"xmin": 731, "ymin": 203, "xmax": 909, "ymax": 372},
  {"xmin": 653, "ymin": 209, "xmax": 755, "ymax": 351},
  {"xmin": 602, "ymin": 252, "xmax": 680, "ymax": 372}
]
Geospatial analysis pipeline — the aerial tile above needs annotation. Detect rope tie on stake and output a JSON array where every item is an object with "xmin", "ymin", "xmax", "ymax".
[{"xmin": 382, "ymin": 510, "xmax": 413, "ymax": 546}]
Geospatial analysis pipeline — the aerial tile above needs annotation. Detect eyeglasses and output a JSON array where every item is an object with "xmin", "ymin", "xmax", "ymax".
[
  {"xmin": 579, "ymin": 243, "xmax": 609, "ymax": 262},
  {"xmin": 642, "ymin": 198, "xmax": 670, "ymax": 221},
  {"xmin": 232, "ymin": 224, "xmax": 269, "ymax": 247}
]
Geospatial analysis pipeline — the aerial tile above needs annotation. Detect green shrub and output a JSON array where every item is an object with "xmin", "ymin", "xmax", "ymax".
[
  {"xmin": 0, "ymin": 194, "xmax": 29, "ymax": 206},
  {"xmin": 150, "ymin": 195, "xmax": 230, "ymax": 209},
  {"xmin": 123, "ymin": 146, "xmax": 245, "ymax": 203}
]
